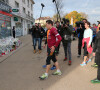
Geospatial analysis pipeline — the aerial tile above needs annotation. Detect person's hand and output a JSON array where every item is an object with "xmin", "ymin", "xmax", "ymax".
[
  {"xmin": 93, "ymin": 52, "xmax": 96, "ymax": 56},
  {"xmin": 51, "ymin": 46, "xmax": 55, "ymax": 53},
  {"xmin": 65, "ymin": 24, "xmax": 68, "ymax": 28},
  {"xmin": 87, "ymin": 45, "xmax": 90, "ymax": 48}
]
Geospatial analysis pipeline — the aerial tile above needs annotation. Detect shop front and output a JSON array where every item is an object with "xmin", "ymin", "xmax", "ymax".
[{"xmin": 0, "ymin": 1, "xmax": 12, "ymax": 39}]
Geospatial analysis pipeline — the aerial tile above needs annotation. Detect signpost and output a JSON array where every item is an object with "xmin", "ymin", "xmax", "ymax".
[{"xmin": 12, "ymin": 9, "xmax": 19, "ymax": 12}]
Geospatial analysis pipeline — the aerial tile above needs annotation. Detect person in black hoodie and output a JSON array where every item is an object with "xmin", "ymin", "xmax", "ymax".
[
  {"xmin": 77, "ymin": 19, "xmax": 87, "ymax": 58},
  {"xmin": 91, "ymin": 27, "xmax": 100, "ymax": 84},
  {"xmin": 38, "ymin": 23, "xmax": 45, "ymax": 50},
  {"xmin": 32, "ymin": 23, "xmax": 41, "ymax": 53}
]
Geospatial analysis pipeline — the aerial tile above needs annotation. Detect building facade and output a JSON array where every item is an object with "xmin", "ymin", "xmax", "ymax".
[{"xmin": 9, "ymin": 0, "xmax": 35, "ymax": 37}]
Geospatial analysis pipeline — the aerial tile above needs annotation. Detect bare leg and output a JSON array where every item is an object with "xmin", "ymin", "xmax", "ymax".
[
  {"xmin": 54, "ymin": 62, "xmax": 60, "ymax": 70},
  {"xmin": 46, "ymin": 65, "xmax": 51, "ymax": 73},
  {"xmin": 87, "ymin": 54, "xmax": 89, "ymax": 59},
  {"xmin": 83, "ymin": 56, "xmax": 87, "ymax": 63}
]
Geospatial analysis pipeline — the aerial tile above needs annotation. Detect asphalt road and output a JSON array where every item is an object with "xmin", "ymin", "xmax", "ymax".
[{"xmin": 0, "ymin": 35, "xmax": 100, "ymax": 90}]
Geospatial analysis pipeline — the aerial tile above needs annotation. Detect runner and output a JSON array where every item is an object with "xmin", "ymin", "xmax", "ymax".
[
  {"xmin": 43, "ymin": 30, "xmax": 57, "ymax": 70},
  {"xmin": 39, "ymin": 20, "xmax": 62, "ymax": 80}
]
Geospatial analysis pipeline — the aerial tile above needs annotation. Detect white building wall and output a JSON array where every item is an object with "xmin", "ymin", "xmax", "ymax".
[{"xmin": 9, "ymin": 0, "xmax": 34, "ymax": 36}]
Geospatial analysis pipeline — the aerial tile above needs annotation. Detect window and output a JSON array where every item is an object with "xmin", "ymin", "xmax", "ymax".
[
  {"xmin": 23, "ymin": 7, "xmax": 26, "ymax": 13},
  {"xmin": 31, "ymin": 14, "xmax": 33, "ymax": 18},
  {"xmin": 31, "ymin": 4, "xmax": 33, "ymax": 10},
  {"xmin": 0, "ymin": 14, "xmax": 11, "ymax": 39},
  {"xmin": 0, "ymin": 0, "xmax": 5, "ymax": 2},
  {"xmin": 22, "ymin": 0, "xmax": 25, "ymax": 3},
  {"xmin": 0, "ymin": 0, "xmax": 9, "ymax": 4},
  {"xmin": 15, "ymin": 1, "xmax": 19, "ymax": 8},
  {"xmin": 28, "ymin": 11, "xmax": 30, "ymax": 16},
  {"xmin": 27, "ymin": 0, "xmax": 29, "ymax": 7},
  {"xmin": 5, "ymin": 0, "xmax": 8, "ymax": 3}
]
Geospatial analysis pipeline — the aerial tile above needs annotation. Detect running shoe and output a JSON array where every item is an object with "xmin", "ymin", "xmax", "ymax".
[
  {"xmin": 91, "ymin": 63, "xmax": 98, "ymax": 68},
  {"xmin": 77, "ymin": 55, "xmax": 81, "ymax": 58},
  {"xmin": 91, "ymin": 78, "xmax": 100, "ymax": 84},
  {"xmin": 51, "ymin": 65, "xmax": 56, "ymax": 70},
  {"xmin": 42, "ymin": 65, "xmax": 46, "ymax": 68},
  {"xmin": 80, "ymin": 62, "xmax": 86, "ymax": 66},
  {"xmin": 39, "ymin": 74, "xmax": 48, "ymax": 80},
  {"xmin": 52, "ymin": 71, "xmax": 62, "ymax": 75},
  {"xmin": 86, "ymin": 59, "xmax": 91, "ymax": 63},
  {"xmin": 63, "ymin": 57, "xmax": 67, "ymax": 61},
  {"xmin": 68, "ymin": 61, "xmax": 72, "ymax": 65}
]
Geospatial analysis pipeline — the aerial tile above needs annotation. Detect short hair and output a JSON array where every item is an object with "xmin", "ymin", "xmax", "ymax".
[
  {"xmin": 93, "ymin": 23, "xmax": 96, "ymax": 26},
  {"xmin": 85, "ymin": 21, "xmax": 91, "ymax": 27},
  {"xmin": 56, "ymin": 21, "xmax": 60, "ymax": 23},
  {"xmin": 83, "ymin": 19, "xmax": 87, "ymax": 21},
  {"xmin": 46, "ymin": 20, "xmax": 53, "ymax": 26},
  {"xmin": 66, "ymin": 19, "xmax": 69, "ymax": 23},
  {"xmin": 61, "ymin": 21, "xmax": 63, "ymax": 24}
]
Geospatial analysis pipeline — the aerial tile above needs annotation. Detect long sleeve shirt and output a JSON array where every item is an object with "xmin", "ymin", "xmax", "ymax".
[
  {"xmin": 83, "ymin": 28, "xmax": 93, "ymax": 46},
  {"xmin": 47, "ymin": 27, "xmax": 62, "ymax": 48}
]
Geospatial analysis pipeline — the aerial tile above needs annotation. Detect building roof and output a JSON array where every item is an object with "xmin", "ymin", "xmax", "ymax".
[{"xmin": 37, "ymin": 16, "xmax": 52, "ymax": 20}]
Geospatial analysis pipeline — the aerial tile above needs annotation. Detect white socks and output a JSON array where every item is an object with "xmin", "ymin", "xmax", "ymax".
[
  {"xmin": 45, "ymin": 73, "xmax": 48, "ymax": 76},
  {"xmin": 57, "ymin": 69, "xmax": 61, "ymax": 72}
]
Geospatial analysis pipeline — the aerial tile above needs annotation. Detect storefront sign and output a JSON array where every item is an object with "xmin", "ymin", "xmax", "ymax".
[
  {"xmin": 14, "ymin": 17, "xmax": 18, "ymax": 21},
  {"xmin": 12, "ymin": 9, "xmax": 19, "ymax": 12}
]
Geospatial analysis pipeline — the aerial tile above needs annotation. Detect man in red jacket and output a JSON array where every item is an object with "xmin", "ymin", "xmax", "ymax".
[{"xmin": 39, "ymin": 20, "xmax": 62, "ymax": 80}]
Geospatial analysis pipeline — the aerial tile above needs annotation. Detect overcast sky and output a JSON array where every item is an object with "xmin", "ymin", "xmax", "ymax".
[{"xmin": 34, "ymin": 0, "xmax": 100, "ymax": 24}]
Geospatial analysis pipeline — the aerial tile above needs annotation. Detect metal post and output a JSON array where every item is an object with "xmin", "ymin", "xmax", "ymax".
[
  {"xmin": 54, "ymin": 0, "xmax": 61, "ymax": 22},
  {"xmin": 39, "ymin": 3, "xmax": 45, "ymax": 23},
  {"xmin": 39, "ymin": 7, "xmax": 43, "ymax": 22}
]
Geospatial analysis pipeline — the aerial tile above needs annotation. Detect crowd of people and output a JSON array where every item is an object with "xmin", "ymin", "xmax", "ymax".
[
  {"xmin": 30, "ymin": 19, "xmax": 100, "ymax": 84},
  {"xmin": 31, "ymin": 23, "xmax": 45, "ymax": 54}
]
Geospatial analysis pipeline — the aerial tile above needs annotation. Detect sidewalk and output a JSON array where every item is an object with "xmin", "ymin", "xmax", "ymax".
[{"xmin": 0, "ymin": 35, "xmax": 31, "ymax": 63}]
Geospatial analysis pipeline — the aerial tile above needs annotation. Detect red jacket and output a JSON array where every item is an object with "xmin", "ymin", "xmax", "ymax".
[
  {"xmin": 82, "ymin": 37, "xmax": 93, "ymax": 54},
  {"xmin": 47, "ymin": 27, "xmax": 62, "ymax": 48}
]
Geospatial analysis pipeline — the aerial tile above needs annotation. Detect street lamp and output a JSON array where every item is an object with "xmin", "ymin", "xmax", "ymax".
[
  {"xmin": 52, "ymin": 0, "xmax": 61, "ymax": 22},
  {"xmin": 39, "ymin": 3, "xmax": 45, "ymax": 22}
]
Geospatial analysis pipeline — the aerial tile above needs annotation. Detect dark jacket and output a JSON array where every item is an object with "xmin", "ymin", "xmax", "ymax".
[
  {"xmin": 32, "ymin": 26, "xmax": 41, "ymax": 38},
  {"xmin": 56, "ymin": 25, "xmax": 62, "ymax": 35},
  {"xmin": 93, "ymin": 31, "xmax": 100, "ymax": 65},
  {"xmin": 44, "ymin": 30, "xmax": 47, "ymax": 45},
  {"xmin": 39, "ymin": 27, "xmax": 45, "ymax": 38},
  {"xmin": 77, "ymin": 26, "xmax": 85, "ymax": 39},
  {"xmin": 61, "ymin": 25, "xmax": 73, "ymax": 43}
]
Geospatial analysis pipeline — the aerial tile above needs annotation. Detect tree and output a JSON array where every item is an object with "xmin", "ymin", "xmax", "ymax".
[
  {"xmin": 80, "ymin": 12, "xmax": 88, "ymax": 19},
  {"xmin": 64, "ymin": 11, "xmax": 88, "ymax": 26},
  {"xmin": 53, "ymin": 0, "xmax": 64, "ymax": 22},
  {"xmin": 52, "ymin": 14, "xmax": 61, "ymax": 22}
]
